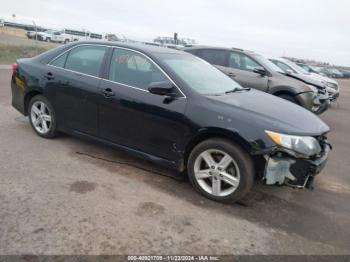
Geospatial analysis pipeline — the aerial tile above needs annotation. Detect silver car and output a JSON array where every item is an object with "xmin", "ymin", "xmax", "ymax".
[{"xmin": 270, "ymin": 57, "xmax": 340, "ymax": 102}]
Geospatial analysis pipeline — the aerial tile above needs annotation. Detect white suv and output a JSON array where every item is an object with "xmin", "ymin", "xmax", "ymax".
[{"xmin": 36, "ymin": 30, "xmax": 56, "ymax": 42}]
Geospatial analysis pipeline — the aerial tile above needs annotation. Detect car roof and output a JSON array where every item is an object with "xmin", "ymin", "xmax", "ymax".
[
  {"xmin": 70, "ymin": 40, "xmax": 187, "ymax": 56},
  {"xmin": 183, "ymin": 45, "xmax": 252, "ymax": 54}
]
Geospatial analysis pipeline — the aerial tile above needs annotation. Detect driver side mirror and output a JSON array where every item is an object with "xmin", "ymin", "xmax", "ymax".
[
  {"xmin": 253, "ymin": 66, "xmax": 267, "ymax": 76},
  {"xmin": 148, "ymin": 81, "xmax": 177, "ymax": 96}
]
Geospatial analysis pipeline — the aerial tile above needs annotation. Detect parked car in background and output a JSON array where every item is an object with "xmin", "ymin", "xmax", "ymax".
[
  {"xmin": 339, "ymin": 69, "xmax": 350, "ymax": 78},
  {"xmin": 183, "ymin": 46, "xmax": 329, "ymax": 114},
  {"xmin": 328, "ymin": 68, "xmax": 344, "ymax": 78},
  {"xmin": 104, "ymin": 34, "xmax": 120, "ymax": 41},
  {"xmin": 35, "ymin": 28, "xmax": 103, "ymax": 44},
  {"xmin": 26, "ymin": 31, "xmax": 38, "ymax": 39},
  {"xmin": 270, "ymin": 57, "xmax": 339, "ymax": 102},
  {"xmin": 11, "ymin": 41, "xmax": 331, "ymax": 203},
  {"xmin": 296, "ymin": 63, "xmax": 323, "ymax": 75},
  {"xmin": 319, "ymin": 67, "xmax": 344, "ymax": 78},
  {"xmin": 0, "ymin": 19, "xmax": 5, "ymax": 27},
  {"xmin": 36, "ymin": 30, "xmax": 58, "ymax": 42}
]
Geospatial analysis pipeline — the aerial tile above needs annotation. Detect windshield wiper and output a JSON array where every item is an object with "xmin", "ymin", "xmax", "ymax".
[{"xmin": 225, "ymin": 87, "xmax": 251, "ymax": 94}]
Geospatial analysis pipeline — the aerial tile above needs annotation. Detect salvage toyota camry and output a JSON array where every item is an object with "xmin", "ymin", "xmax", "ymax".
[{"xmin": 11, "ymin": 41, "xmax": 331, "ymax": 203}]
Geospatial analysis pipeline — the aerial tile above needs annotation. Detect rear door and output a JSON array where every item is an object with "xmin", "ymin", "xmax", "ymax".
[
  {"xmin": 46, "ymin": 45, "xmax": 108, "ymax": 135},
  {"xmin": 224, "ymin": 51, "xmax": 269, "ymax": 91}
]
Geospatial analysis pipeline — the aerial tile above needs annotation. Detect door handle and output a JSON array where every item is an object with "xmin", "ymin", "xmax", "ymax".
[
  {"xmin": 101, "ymin": 88, "xmax": 115, "ymax": 97},
  {"xmin": 44, "ymin": 72, "xmax": 55, "ymax": 80},
  {"xmin": 227, "ymin": 72, "xmax": 236, "ymax": 77}
]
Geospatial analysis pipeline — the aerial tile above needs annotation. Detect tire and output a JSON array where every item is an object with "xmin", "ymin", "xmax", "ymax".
[
  {"xmin": 46, "ymin": 38, "xmax": 51, "ymax": 42},
  {"xmin": 64, "ymin": 39, "xmax": 69, "ymax": 44},
  {"xmin": 28, "ymin": 95, "xmax": 58, "ymax": 138},
  {"xmin": 187, "ymin": 138, "xmax": 254, "ymax": 204},
  {"xmin": 277, "ymin": 94, "xmax": 299, "ymax": 105}
]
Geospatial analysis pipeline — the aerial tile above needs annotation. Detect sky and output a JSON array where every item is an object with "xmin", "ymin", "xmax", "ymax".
[{"xmin": 1, "ymin": 0, "xmax": 350, "ymax": 66}]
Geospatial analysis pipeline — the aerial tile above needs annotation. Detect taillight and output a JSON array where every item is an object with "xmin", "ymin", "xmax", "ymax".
[{"xmin": 12, "ymin": 63, "xmax": 17, "ymax": 74}]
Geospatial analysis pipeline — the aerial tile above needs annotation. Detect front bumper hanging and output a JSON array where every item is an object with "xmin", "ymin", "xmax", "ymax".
[{"xmin": 264, "ymin": 143, "xmax": 331, "ymax": 189}]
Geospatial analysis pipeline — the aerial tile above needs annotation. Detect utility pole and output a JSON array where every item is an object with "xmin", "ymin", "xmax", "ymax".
[{"xmin": 32, "ymin": 20, "xmax": 38, "ymax": 54}]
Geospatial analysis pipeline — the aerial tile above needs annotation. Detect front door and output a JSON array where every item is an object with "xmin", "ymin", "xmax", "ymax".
[
  {"xmin": 223, "ymin": 51, "xmax": 269, "ymax": 92},
  {"xmin": 98, "ymin": 47, "xmax": 188, "ymax": 161}
]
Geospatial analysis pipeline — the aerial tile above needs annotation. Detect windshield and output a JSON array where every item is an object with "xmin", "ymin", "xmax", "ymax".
[
  {"xmin": 287, "ymin": 60, "xmax": 309, "ymax": 74},
  {"xmin": 158, "ymin": 54, "xmax": 242, "ymax": 95},
  {"xmin": 253, "ymin": 54, "xmax": 284, "ymax": 73}
]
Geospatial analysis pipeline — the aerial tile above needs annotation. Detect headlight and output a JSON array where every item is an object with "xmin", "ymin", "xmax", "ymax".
[
  {"xmin": 326, "ymin": 82, "xmax": 337, "ymax": 89},
  {"xmin": 265, "ymin": 130, "xmax": 321, "ymax": 157}
]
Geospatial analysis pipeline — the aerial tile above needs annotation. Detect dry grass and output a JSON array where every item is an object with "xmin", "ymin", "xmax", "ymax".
[
  {"xmin": 0, "ymin": 27, "xmax": 27, "ymax": 38},
  {"xmin": 0, "ymin": 44, "xmax": 51, "ymax": 64}
]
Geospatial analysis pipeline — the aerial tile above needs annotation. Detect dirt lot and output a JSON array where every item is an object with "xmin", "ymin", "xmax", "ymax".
[{"xmin": 0, "ymin": 69, "xmax": 350, "ymax": 255}]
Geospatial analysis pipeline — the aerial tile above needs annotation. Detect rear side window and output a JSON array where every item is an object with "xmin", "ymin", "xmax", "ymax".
[
  {"xmin": 197, "ymin": 49, "xmax": 227, "ymax": 66},
  {"xmin": 64, "ymin": 45, "xmax": 108, "ymax": 77},
  {"xmin": 229, "ymin": 52, "xmax": 260, "ymax": 72},
  {"xmin": 108, "ymin": 48, "xmax": 168, "ymax": 90},
  {"xmin": 50, "ymin": 52, "xmax": 68, "ymax": 68}
]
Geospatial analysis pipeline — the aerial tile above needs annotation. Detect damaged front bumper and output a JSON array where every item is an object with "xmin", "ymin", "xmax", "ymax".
[
  {"xmin": 264, "ymin": 142, "xmax": 331, "ymax": 189},
  {"xmin": 313, "ymin": 92, "xmax": 330, "ymax": 115}
]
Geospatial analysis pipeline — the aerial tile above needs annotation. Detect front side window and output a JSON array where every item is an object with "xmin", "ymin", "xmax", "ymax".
[
  {"xmin": 65, "ymin": 45, "xmax": 107, "ymax": 77},
  {"xmin": 229, "ymin": 52, "xmax": 260, "ymax": 72},
  {"xmin": 108, "ymin": 48, "xmax": 168, "ymax": 90},
  {"xmin": 197, "ymin": 49, "xmax": 227, "ymax": 66}
]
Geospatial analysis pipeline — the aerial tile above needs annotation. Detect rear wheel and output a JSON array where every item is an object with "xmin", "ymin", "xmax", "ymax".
[
  {"xmin": 29, "ymin": 95, "xmax": 58, "ymax": 138},
  {"xmin": 46, "ymin": 37, "xmax": 51, "ymax": 42},
  {"xmin": 64, "ymin": 39, "xmax": 69, "ymax": 44},
  {"xmin": 187, "ymin": 138, "xmax": 254, "ymax": 203}
]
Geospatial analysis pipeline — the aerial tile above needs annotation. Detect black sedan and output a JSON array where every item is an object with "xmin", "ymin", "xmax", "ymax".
[{"xmin": 11, "ymin": 41, "xmax": 331, "ymax": 203}]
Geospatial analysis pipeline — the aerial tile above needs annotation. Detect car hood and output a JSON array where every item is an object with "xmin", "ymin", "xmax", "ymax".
[
  {"xmin": 207, "ymin": 89, "xmax": 329, "ymax": 136},
  {"xmin": 287, "ymin": 72, "xmax": 325, "ymax": 88},
  {"xmin": 310, "ymin": 73, "xmax": 338, "ymax": 85}
]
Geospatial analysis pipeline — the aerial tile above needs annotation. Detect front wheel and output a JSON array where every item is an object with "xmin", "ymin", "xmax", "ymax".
[
  {"xmin": 187, "ymin": 138, "xmax": 254, "ymax": 203},
  {"xmin": 29, "ymin": 95, "xmax": 58, "ymax": 138},
  {"xmin": 277, "ymin": 94, "xmax": 299, "ymax": 105}
]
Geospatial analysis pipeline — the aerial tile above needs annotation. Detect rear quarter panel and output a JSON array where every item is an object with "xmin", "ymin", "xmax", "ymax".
[{"xmin": 11, "ymin": 59, "xmax": 44, "ymax": 115}]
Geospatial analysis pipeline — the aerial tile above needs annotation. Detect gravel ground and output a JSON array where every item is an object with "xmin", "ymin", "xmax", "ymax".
[{"xmin": 0, "ymin": 69, "xmax": 349, "ymax": 255}]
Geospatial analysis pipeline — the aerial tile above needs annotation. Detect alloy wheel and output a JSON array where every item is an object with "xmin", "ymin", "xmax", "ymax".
[
  {"xmin": 193, "ymin": 149, "xmax": 240, "ymax": 197},
  {"xmin": 30, "ymin": 101, "xmax": 52, "ymax": 134}
]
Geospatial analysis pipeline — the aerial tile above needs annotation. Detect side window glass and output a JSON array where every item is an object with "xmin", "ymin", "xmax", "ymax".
[
  {"xmin": 65, "ymin": 45, "xmax": 107, "ymax": 77},
  {"xmin": 242, "ymin": 55, "xmax": 260, "ymax": 71},
  {"xmin": 228, "ymin": 52, "xmax": 241, "ymax": 69},
  {"xmin": 229, "ymin": 52, "xmax": 260, "ymax": 72},
  {"xmin": 108, "ymin": 48, "xmax": 168, "ymax": 90},
  {"xmin": 50, "ymin": 52, "xmax": 68, "ymax": 68},
  {"xmin": 197, "ymin": 49, "xmax": 226, "ymax": 66}
]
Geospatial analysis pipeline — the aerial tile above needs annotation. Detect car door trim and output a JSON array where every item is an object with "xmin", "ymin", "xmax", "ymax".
[{"xmin": 47, "ymin": 43, "xmax": 187, "ymax": 98}]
